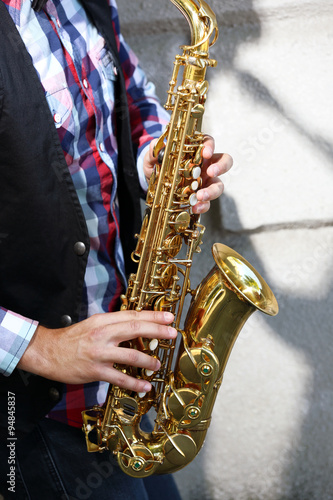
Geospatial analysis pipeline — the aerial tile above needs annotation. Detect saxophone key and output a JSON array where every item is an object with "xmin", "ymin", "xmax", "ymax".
[
  {"xmin": 189, "ymin": 193, "xmax": 198, "ymax": 206},
  {"xmin": 192, "ymin": 165, "xmax": 201, "ymax": 179},
  {"xmin": 169, "ymin": 211, "xmax": 190, "ymax": 232},
  {"xmin": 163, "ymin": 236, "xmax": 182, "ymax": 258},
  {"xmin": 194, "ymin": 144, "xmax": 204, "ymax": 164},
  {"xmin": 118, "ymin": 443, "xmax": 160, "ymax": 478},
  {"xmin": 149, "ymin": 339, "xmax": 159, "ymax": 351},
  {"xmin": 168, "ymin": 387, "xmax": 203, "ymax": 428},
  {"xmin": 190, "ymin": 103, "xmax": 205, "ymax": 119},
  {"xmin": 163, "ymin": 433, "xmax": 197, "ymax": 467}
]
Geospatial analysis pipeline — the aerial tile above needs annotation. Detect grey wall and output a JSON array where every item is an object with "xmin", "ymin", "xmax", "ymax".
[{"xmin": 117, "ymin": 1, "xmax": 333, "ymax": 499}]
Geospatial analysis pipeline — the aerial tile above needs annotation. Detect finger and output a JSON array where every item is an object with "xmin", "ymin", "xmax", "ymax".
[
  {"xmin": 143, "ymin": 139, "xmax": 158, "ymax": 180},
  {"xmin": 148, "ymin": 138, "xmax": 158, "ymax": 162},
  {"xmin": 100, "ymin": 366, "xmax": 154, "ymax": 393},
  {"xmin": 95, "ymin": 310, "xmax": 175, "ymax": 328},
  {"xmin": 192, "ymin": 201, "xmax": 210, "ymax": 215},
  {"xmin": 106, "ymin": 320, "xmax": 177, "ymax": 344},
  {"xmin": 196, "ymin": 177, "xmax": 224, "ymax": 203},
  {"xmin": 204, "ymin": 153, "xmax": 233, "ymax": 178},
  {"xmin": 100, "ymin": 346, "xmax": 161, "ymax": 373},
  {"xmin": 202, "ymin": 135, "xmax": 215, "ymax": 159}
]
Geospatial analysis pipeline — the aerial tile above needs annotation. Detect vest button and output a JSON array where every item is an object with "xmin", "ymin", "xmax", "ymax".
[
  {"xmin": 49, "ymin": 387, "xmax": 60, "ymax": 402},
  {"xmin": 74, "ymin": 241, "xmax": 86, "ymax": 256},
  {"xmin": 60, "ymin": 315, "xmax": 72, "ymax": 327}
]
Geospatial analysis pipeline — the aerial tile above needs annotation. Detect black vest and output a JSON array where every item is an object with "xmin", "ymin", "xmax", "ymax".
[{"xmin": 0, "ymin": 0, "xmax": 143, "ymax": 436}]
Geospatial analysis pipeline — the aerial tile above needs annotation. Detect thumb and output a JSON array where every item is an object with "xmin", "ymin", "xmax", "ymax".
[{"xmin": 143, "ymin": 139, "xmax": 158, "ymax": 181}]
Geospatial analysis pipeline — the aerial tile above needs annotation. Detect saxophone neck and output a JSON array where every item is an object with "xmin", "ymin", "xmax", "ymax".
[
  {"xmin": 170, "ymin": 0, "xmax": 218, "ymax": 55},
  {"xmin": 169, "ymin": 0, "xmax": 218, "ymax": 86}
]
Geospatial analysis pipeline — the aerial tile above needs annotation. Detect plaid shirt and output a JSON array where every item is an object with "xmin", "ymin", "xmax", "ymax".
[{"xmin": 1, "ymin": 0, "xmax": 169, "ymax": 426}]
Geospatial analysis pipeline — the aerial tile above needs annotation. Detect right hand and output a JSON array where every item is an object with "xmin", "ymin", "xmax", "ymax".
[{"xmin": 17, "ymin": 310, "xmax": 177, "ymax": 393}]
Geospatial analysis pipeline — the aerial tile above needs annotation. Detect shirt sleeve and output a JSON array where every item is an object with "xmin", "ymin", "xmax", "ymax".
[
  {"xmin": 109, "ymin": 0, "xmax": 170, "ymax": 191},
  {"xmin": 0, "ymin": 307, "xmax": 38, "ymax": 376}
]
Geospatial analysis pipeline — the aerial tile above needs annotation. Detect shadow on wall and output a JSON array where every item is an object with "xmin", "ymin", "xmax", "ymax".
[
  {"xmin": 176, "ymin": 193, "xmax": 333, "ymax": 500},
  {"xmin": 204, "ymin": 196, "xmax": 333, "ymax": 500},
  {"xmin": 209, "ymin": 0, "xmax": 333, "ymax": 164},
  {"xmin": 210, "ymin": 1, "xmax": 333, "ymax": 496},
  {"xmin": 174, "ymin": 0, "xmax": 333, "ymax": 497}
]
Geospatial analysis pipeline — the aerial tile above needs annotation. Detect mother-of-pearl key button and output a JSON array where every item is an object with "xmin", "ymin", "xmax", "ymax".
[
  {"xmin": 189, "ymin": 193, "xmax": 198, "ymax": 206},
  {"xmin": 192, "ymin": 166, "xmax": 201, "ymax": 179},
  {"xmin": 138, "ymin": 392, "xmax": 146, "ymax": 398},
  {"xmin": 191, "ymin": 180, "xmax": 199, "ymax": 191},
  {"xmin": 145, "ymin": 369, "xmax": 155, "ymax": 377},
  {"xmin": 149, "ymin": 339, "xmax": 159, "ymax": 351}
]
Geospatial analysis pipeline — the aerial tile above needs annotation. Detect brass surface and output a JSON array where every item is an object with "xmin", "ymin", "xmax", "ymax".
[{"xmin": 82, "ymin": 0, "xmax": 278, "ymax": 477}]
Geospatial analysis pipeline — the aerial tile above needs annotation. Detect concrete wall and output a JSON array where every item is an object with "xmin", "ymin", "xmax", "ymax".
[{"xmin": 117, "ymin": 1, "xmax": 333, "ymax": 499}]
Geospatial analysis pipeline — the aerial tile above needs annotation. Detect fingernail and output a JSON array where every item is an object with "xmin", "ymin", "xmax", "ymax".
[
  {"xmin": 168, "ymin": 327, "xmax": 178, "ymax": 337},
  {"xmin": 204, "ymin": 147, "xmax": 213, "ymax": 158},
  {"xmin": 164, "ymin": 312, "xmax": 174, "ymax": 322},
  {"xmin": 213, "ymin": 166, "xmax": 220, "ymax": 177},
  {"xmin": 144, "ymin": 382, "xmax": 152, "ymax": 392}
]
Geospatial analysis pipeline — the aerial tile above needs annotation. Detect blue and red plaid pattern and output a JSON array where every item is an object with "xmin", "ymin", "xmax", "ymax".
[
  {"xmin": 0, "ymin": 309, "xmax": 38, "ymax": 376},
  {"xmin": 1, "ymin": 0, "xmax": 169, "ymax": 426}
]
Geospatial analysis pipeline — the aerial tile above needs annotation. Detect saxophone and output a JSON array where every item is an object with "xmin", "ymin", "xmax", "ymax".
[{"xmin": 82, "ymin": 0, "xmax": 278, "ymax": 477}]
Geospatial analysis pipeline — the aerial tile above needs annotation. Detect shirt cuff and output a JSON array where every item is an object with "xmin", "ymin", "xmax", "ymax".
[{"xmin": 0, "ymin": 308, "xmax": 38, "ymax": 377}]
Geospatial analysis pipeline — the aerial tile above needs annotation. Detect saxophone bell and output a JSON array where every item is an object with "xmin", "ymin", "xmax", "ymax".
[
  {"xmin": 182, "ymin": 243, "xmax": 278, "ymax": 390},
  {"xmin": 165, "ymin": 243, "xmax": 278, "ymax": 469}
]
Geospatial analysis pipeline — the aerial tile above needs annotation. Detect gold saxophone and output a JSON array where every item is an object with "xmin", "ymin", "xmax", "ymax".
[{"xmin": 82, "ymin": 0, "xmax": 278, "ymax": 477}]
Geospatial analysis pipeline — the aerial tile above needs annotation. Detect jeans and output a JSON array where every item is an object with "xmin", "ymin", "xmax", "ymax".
[{"xmin": 0, "ymin": 417, "xmax": 181, "ymax": 500}]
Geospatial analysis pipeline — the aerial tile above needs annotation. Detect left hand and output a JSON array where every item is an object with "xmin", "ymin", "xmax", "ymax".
[{"xmin": 143, "ymin": 135, "xmax": 233, "ymax": 214}]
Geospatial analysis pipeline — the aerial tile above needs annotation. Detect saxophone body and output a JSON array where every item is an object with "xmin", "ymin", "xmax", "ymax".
[{"xmin": 82, "ymin": 0, "xmax": 278, "ymax": 477}]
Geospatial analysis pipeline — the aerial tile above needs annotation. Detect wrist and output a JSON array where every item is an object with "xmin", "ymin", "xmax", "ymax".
[{"xmin": 17, "ymin": 324, "xmax": 56, "ymax": 379}]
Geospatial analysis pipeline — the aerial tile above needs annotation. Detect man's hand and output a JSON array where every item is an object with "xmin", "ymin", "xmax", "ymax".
[
  {"xmin": 18, "ymin": 311, "xmax": 176, "ymax": 394},
  {"xmin": 143, "ymin": 135, "xmax": 233, "ymax": 214}
]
